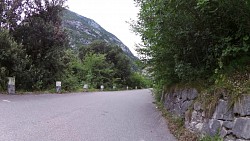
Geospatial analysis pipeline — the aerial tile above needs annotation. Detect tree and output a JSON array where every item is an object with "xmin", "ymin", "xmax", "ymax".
[
  {"xmin": 82, "ymin": 53, "xmax": 114, "ymax": 88},
  {"xmin": 133, "ymin": 0, "xmax": 250, "ymax": 86},
  {"xmin": 0, "ymin": 0, "xmax": 23, "ymax": 31},
  {"xmin": 0, "ymin": 28, "xmax": 27, "ymax": 90},
  {"xmin": 79, "ymin": 41, "xmax": 133, "ymax": 87},
  {"xmin": 12, "ymin": 0, "xmax": 68, "ymax": 90}
]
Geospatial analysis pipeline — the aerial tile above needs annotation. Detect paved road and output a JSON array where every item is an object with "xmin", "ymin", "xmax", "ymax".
[{"xmin": 0, "ymin": 89, "xmax": 176, "ymax": 141}]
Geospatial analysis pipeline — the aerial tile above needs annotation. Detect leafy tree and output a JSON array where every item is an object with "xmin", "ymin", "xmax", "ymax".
[
  {"xmin": 82, "ymin": 53, "xmax": 114, "ymax": 88},
  {"xmin": 128, "ymin": 72, "xmax": 151, "ymax": 89},
  {"xmin": 79, "ymin": 41, "xmax": 132, "ymax": 87},
  {"xmin": 0, "ymin": 28, "xmax": 27, "ymax": 90},
  {"xmin": 12, "ymin": 0, "xmax": 68, "ymax": 90},
  {"xmin": 0, "ymin": 0, "xmax": 23, "ymax": 31},
  {"xmin": 133, "ymin": 0, "xmax": 250, "ymax": 87}
]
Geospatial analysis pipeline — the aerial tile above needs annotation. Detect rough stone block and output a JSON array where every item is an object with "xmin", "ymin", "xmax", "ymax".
[
  {"xmin": 202, "ymin": 111, "xmax": 206, "ymax": 117},
  {"xmin": 187, "ymin": 88, "xmax": 198, "ymax": 100},
  {"xmin": 201, "ymin": 122, "xmax": 211, "ymax": 135},
  {"xmin": 213, "ymin": 99, "xmax": 233, "ymax": 121},
  {"xmin": 194, "ymin": 101, "xmax": 202, "ymax": 111},
  {"xmin": 164, "ymin": 94, "xmax": 175, "ymax": 110},
  {"xmin": 164, "ymin": 101, "xmax": 174, "ymax": 111},
  {"xmin": 195, "ymin": 123, "xmax": 204, "ymax": 132},
  {"xmin": 191, "ymin": 111, "xmax": 203, "ymax": 123},
  {"xmin": 220, "ymin": 127, "xmax": 228, "ymax": 138},
  {"xmin": 233, "ymin": 95, "xmax": 250, "ymax": 116},
  {"xmin": 173, "ymin": 103, "xmax": 182, "ymax": 116},
  {"xmin": 185, "ymin": 111, "xmax": 190, "ymax": 128},
  {"xmin": 232, "ymin": 117, "xmax": 250, "ymax": 140},
  {"xmin": 208, "ymin": 119, "xmax": 222, "ymax": 136},
  {"xmin": 175, "ymin": 95, "xmax": 182, "ymax": 103},
  {"xmin": 224, "ymin": 135, "xmax": 237, "ymax": 141},
  {"xmin": 223, "ymin": 121, "xmax": 234, "ymax": 129},
  {"xmin": 181, "ymin": 100, "xmax": 193, "ymax": 113},
  {"xmin": 181, "ymin": 89, "xmax": 188, "ymax": 102},
  {"xmin": 236, "ymin": 139, "xmax": 249, "ymax": 141}
]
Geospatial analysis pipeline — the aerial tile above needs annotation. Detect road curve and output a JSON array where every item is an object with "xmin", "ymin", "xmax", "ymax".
[{"xmin": 0, "ymin": 89, "xmax": 176, "ymax": 141}]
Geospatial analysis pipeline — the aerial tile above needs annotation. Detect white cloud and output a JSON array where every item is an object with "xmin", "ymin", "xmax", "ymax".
[{"xmin": 66, "ymin": 0, "xmax": 141, "ymax": 55}]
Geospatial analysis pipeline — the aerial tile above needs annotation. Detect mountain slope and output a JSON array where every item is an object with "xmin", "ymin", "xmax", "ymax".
[{"xmin": 62, "ymin": 9, "xmax": 136, "ymax": 60}]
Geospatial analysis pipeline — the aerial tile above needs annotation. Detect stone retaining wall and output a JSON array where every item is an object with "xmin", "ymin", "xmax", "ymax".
[{"xmin": 164, "ymin": 88, "xmax": 250, "ymax": 141}]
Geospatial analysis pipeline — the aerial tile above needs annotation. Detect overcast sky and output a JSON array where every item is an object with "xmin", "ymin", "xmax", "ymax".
[{"xmin": 66, "ymin": 0, "xmax": 141, "ymax": 55}]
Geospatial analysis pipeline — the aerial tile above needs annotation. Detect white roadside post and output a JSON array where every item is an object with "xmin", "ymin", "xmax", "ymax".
[
  {"xmin": 126, "ymin": 86, "xmax": 129, "ymax": 90},
  {"xmin": 113, "ymin": 85, "xmax": 116, "ymax": 90},
  {"xmin": 83, "ymin": 84, "xmax": 88, "ymax": 92},
  {"xmin": 56, "ymin": 81, "xmax": 61, "ymax": 93},
  {"xmin": 7, "ymin": 77, "xmax": 15, "ymax": 94},
  {"xmin": 100, "ymin": 85, "xmax": 104, "ymax": 91}
]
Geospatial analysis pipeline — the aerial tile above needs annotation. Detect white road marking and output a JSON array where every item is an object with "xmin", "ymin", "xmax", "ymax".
[{"xmin": 2, "ymin": 100, "xmax": 11, "ymax": 103}]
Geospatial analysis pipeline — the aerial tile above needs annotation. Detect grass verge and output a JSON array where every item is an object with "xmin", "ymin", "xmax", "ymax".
[{"xmin": 155, "ymin": 101, "xmax": 198, "ymax": 141}]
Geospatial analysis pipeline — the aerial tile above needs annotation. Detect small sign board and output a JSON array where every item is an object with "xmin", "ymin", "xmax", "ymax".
[
  {"xmin": 7, "ymin": 77, "xmax": 15, "ymax": 85},
  {"xmin": 83, "ymin": 84, "xmax": 88, "ymax": 89},
  {"xmin": 56, "ymin": 81, "xmax": 61, "ymax": 87}
]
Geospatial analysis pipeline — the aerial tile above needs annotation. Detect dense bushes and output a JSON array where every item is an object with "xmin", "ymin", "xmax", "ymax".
[
  {"xmin": 133, "ymin": 0, "xmax": 250, "ymax": 89},
  {"xmin": 63, "ymin": 41, "xmax": 150, "ymax": 90},
  {"xmin": 0, "ymin": 0, "xmax": 150, "ymax": 92},
  {"xmin": 0, "ymin": 29, "xmax": 27, "ymax": 90}
]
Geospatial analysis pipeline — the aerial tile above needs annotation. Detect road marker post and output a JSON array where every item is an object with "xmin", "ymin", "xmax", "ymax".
[
  {"xmin": 113, "ymin": 85, "xmax": 116, "ymax": 90},
  {"xmin": 56, "ymin": 81, "xmax": 61, "ymax": 93},
  {"xmin": 7, "ymin": 77, "xmax": 15, "ymax": 94},
  {"xmin": 83, "ymin": 84, "xmax": 88, "ymax": 92},
  {"xmin": 100, "ymin": 85, "xmax": 104, "ymax": 91}
]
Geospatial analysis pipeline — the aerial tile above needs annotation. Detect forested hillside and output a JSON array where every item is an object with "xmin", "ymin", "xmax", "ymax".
[
  {"xmin": 0, "ymin": 0, "xmax": 150, "ymax": 92},
  {"xmin": 62, "ymin": 10, "xmax": 137, "ymax": 61},
  {"xmin": 133, "ymin": 0, "xmax": 250, "ymax": 99}
]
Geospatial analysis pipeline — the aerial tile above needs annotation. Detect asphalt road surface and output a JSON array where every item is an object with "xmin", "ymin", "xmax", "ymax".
[{"xmin": 0, "ymin": 89, "xmax": 176, "ymax": 141}]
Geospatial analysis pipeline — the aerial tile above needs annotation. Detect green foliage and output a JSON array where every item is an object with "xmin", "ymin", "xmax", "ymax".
[
  {"xmin": 0, "ymin": 0, "xmax": 68, "ymax": 91},
  {"xmin": 79, "ymin": 41, "xmax": 133, "ymax": 87},
  {"xmin": 199, "ymin": 134, "xmax": 223, "ymax": 141},
  {"xmin": 60, "ymin": 41, "xmax": 145, "ymax": 91},
  {"xmin": 128, "ymin": 72, "xmax": 152, "ymax": 89},
  {"xmin": 133, "ymin": 0, "xmax": 250, "ymax": 88},
  {"xmin": 0, "ymin": 28, "xmax": 27, "ymax": 91},
  {"xmin": 153, "ymin": 81, "xmax": 165, "ymax": 102},
  {"xmin": 0, "ymin": 0, "xmax": 143, "ymax": 92},
  {"xmin": 11, "ymin": 0, "xmax": 68, "ymax": 90},
  {"xmin": 82, "ymin": 53, "xmax": 113, "ymax": 88},
  {"xmin": 58, "ymin": 50, "xmax": 81, "ymax": 91}
]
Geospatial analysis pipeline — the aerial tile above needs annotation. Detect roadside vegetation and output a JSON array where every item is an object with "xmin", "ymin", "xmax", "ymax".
[
  {"xmin": 0, "ymin": 0, "xmax": 151, "ymax": 92},
  {"xmin": 155, "ymin": 102, "xmax": 198, "ymax": 141},
  {"xmin": 133, "ymin": 0, "xmax": 250, "ymax": 108},
  {"xmin": 133, "ymin": 0, "xmax": 250, "ymax": 140}
]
